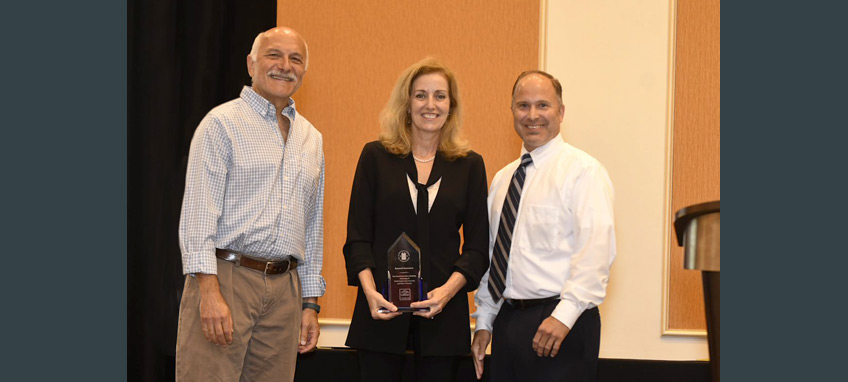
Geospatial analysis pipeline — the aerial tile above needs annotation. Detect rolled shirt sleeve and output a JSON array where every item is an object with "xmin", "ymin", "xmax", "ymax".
[
  {"xmin": 178, "ymin": 115, "xmax": 231, "ymax": 275},
  {"xmin": 300, "ymin": 151, "xmax": 327, "ymax": 298}
]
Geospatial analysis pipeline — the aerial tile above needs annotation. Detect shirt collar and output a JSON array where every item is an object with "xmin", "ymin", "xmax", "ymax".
[
  {"xmin": 240, "ymin": 86, "xmax": 297, "ymax": 122},
  {"xmin": 520, "ymin": 133, "xmax": 565, "ymax": 168}
]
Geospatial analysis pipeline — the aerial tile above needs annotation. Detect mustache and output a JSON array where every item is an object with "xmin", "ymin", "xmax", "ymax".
[{"xmin": 268, "ymin": 70, "xmax": 296, "ymax": 81}]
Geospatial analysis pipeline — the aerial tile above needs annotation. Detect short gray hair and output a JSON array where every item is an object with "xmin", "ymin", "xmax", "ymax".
[{"xmin": 248, "ymin": 30, "xmax": 309, "ymax": 70}]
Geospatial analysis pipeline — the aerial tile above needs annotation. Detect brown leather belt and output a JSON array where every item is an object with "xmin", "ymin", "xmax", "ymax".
[
  {"xmin": 215, "ymin": 249, "xmax": 297, "ymax": 274},
  {"xmin": 504, "ymin": 296, "xmax": 560, "ymax": 309}
]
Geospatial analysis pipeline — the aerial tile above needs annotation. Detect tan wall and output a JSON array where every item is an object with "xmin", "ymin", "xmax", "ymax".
[
  {"xmin": 545, "ymin": 0, "xmax": 713, "ymax": 360},
  {"xmin": 667, "ymin": 0, "xmax": 721, "ymax": 332},
  {"xmin": 277, "ymin": 0, "xmax": 539, "ymax": 322}
]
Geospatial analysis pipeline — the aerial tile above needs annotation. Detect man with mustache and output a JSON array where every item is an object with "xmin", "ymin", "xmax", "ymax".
[
  {"xmin": 471, "ymin": 71, "xmax": 616, "ymax": 381},
  {"xmin": 176, "ymin": 26, "xmax": 325, "ymax": 382}
]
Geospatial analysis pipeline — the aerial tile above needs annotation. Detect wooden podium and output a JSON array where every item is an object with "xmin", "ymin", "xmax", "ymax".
[{"xmin": 675, "ymin": 200, "xmax": 720, "ymax": 382}]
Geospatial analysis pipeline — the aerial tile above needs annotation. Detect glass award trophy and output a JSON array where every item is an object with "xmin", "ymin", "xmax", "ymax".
[{"xmin": 381, "ymin": 232, "xmax": 428, "ymax": 312}]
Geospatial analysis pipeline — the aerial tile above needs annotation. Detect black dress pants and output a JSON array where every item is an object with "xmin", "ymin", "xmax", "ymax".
[
  {"xmin": 490, "ymin": 301, "xmax": 600, "ymax": 382},
  {"xmin": 356, "ymin": 317, "xmax": 460, "ymax": 381},
  {"xmin": 357, "ymin": 349, "xmax": 459, "ymax": 382}
]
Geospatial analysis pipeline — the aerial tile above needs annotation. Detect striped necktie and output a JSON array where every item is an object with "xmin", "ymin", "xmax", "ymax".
[{"xmin": 488, "ymin": 153, "xmax": 533, "ymax": 303}]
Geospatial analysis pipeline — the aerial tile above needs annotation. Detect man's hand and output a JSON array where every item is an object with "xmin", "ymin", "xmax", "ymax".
[
  {"xmin": 532, "ymin": 316, "xmax": 570, "ymax": 357},
  {"xmin": 471, "ymin": 330, "xmax": 491, "ymax": 380},
  {"xmin": 298, "ymin": 305, "xmax": 320, "ymax": 354},
  {"xmin": 196, "ymin": 274, "xmax": 234, "ymax": 346}
]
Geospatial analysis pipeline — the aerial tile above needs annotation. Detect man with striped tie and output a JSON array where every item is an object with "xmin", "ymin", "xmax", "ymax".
[{"xmin": 472, "ymin": 70, "xmax": 617, "ymax": 381}]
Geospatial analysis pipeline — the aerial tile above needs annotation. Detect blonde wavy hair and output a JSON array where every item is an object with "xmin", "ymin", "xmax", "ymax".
[{"xmin": 378, "ymin": 57, "xmax": 469, "ymax": 159}]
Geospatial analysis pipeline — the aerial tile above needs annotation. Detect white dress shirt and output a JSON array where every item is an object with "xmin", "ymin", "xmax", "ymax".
[{"xmin": 473, "ymin": 134, "xmax": 616, "ymax": 331}]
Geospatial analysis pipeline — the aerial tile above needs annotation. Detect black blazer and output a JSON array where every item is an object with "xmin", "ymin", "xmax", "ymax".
[{"xmin": 343, "ymin": 141, "xmax": 489, "ymax": 356}]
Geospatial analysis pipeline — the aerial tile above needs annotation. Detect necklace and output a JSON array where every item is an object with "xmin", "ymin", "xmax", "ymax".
[{"xmin": 412, "ymin": 154, "xmax": 436, "ymax": 163}]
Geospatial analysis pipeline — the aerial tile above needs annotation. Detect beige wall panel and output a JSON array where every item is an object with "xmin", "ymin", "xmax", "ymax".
[
  {"xmin": 278, "ymin": 0, "xmax": 538, "ymax": 321},
  {"xmin": 668, "ymin": 0, "xmax": 721, "ymax": 331},
  {"xmin": 546, "ymin": 0, "xmax": 708, "ymax": 359}
]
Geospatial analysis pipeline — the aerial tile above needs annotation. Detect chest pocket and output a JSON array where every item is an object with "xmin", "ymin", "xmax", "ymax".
[{"xmin": 518, "ymin": 205, "xmax": 561, "ymax": 252}]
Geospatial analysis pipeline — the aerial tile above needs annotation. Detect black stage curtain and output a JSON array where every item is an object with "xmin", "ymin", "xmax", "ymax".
[{"xmin": 128, "ymin": 1, "xmax": 275, "ymax": 380}]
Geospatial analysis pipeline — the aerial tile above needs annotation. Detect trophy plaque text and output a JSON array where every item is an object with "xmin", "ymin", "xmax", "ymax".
[{"xmin": 382, "ymin": 232, "xmax": 427, "ymax": 312}]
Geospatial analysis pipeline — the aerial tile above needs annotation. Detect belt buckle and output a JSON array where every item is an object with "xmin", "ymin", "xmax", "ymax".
[
  {"xmin": 265, "ymin": 259, "xmax": 290, "ymax": 274},
  {"xmin": 506, "ymin": 299, "xmax": 531, "ymax": 309}
]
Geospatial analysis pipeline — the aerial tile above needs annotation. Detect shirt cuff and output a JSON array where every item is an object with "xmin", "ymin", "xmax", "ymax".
[
  {"xmin": 551, "ymin": 299, "xmax": 582, "ymax": 330},
  {"xmin": 299, "ymin": 274, "xmax": 327, "ymax": 298},
  {"xmin": 182, "ymin": 252, "xmax": 218, "ymax": 275},
  {"xmin": 473, "ymin": 313, "xmax": 498, "ymax": 333}
]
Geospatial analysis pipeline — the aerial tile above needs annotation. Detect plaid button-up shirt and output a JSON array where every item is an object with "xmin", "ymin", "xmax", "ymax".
[{"xmin": 179, "ymin": 86, "xmax": 326, "ymax": 298}]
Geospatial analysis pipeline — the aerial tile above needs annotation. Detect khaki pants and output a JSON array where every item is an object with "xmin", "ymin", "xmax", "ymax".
[{"xmin": 176, "ymin": 258, "xmax": 302, "ymax": 382}]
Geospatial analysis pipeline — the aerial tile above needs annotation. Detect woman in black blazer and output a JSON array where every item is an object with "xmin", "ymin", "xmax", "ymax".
[{"xmin": 343, "ymin": 57, "xmax": 490, "ymax": 381}]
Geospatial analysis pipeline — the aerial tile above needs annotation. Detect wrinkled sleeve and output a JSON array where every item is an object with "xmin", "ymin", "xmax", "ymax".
[
  {"xmin": 301, "ymin": 141, "xmax": 327, "ymax": 298},
  {"xmin": 453, "ymin": 154, "xmax": 490, "ymax": 293},
  {"xmin": 472, "ymin": 267, "xmax": 501, "ymax": 333},
  {"xmin": 342, "ymin": 144, "xmax": 378, "ymax": 286},
  {"xmin": 178, "ymin": 115, "xmax": 231, "ymax": 275},
  {"xmin": 551, "ymin": 165, "xmax": 617, "ymax": 329}
]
